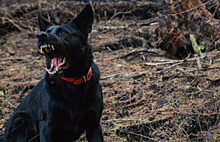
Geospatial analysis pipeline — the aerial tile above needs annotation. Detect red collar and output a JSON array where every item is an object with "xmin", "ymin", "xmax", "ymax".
[{"xmin": 61, "ymin": 67, "xmax": 92, "ymax": 85}]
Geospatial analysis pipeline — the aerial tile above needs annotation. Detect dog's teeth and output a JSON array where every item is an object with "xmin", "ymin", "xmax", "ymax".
[
  {"xmin": 51, "ymin": 71, "xmax": 56, "ymax": 74},
  {"xmin": 45, "ymin": 68, "xmax": 50, "ymax": 73},
  {"xmin": 51, "ymin": 45, "xmax": 55, "ymax": 50},
  {"xmin": 40, "ymin": 47, "xmax": 44, "ymax": 53},
  {"xmin": 48, "ymin": 44, "xmax": 50, "ymax": 47},
  {"xmin": 45, "ymin": 68, "xmax": 56, "ymax": 75},
  {"xmin": 63, "ymin": 57, "xmax": 66, "ymax": 64},
  {"xmin": 59, "ymin": 57, "xmax": 66, "ymax": 67},
  {"xmin": 56, "ymin": 66, "xmax": 59, "ymax": 72},
  {"xmin": 50, "ymin": 63, "xmax": 53, "ymax": 68}
]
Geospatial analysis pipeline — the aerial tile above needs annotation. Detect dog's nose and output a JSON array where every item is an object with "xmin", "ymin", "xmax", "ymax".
[{"xmin": 37, "ymin": 31, "xmax": 49, "ymax": 39}]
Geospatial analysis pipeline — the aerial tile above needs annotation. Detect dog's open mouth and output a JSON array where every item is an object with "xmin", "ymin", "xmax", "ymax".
[{"xmin": 40, "ymin": 44, "xmax": 67, "ymax": 75}]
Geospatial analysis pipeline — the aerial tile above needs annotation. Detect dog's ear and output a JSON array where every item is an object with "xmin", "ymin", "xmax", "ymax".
[
  {"xmin": 38, "ymin": 11, "xmax": 52, "ymax": 31},
  {"xmin": 71, "ymin": 4, "xmax": 94, "ymax": 38}
]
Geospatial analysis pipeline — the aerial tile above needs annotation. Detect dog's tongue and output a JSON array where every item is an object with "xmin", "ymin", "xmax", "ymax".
[{"xmin": 50, "ymin": 54, "xmax": 64, "ymax": 72}]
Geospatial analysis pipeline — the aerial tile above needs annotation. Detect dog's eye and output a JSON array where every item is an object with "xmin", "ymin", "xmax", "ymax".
[{"xmin": 59, "ymin": 30, "xmax": 67, "ymax": 36}]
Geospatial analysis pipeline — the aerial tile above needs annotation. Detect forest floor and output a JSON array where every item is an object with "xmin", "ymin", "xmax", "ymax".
[{"xmin": 0, "ymin": 1, "xmax": 220, "ymax": 142}]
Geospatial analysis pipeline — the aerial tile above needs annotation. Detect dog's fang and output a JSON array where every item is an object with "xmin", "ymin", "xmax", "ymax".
[
  {"xmin": 45, "ymin": 68, "xmax": 50, "ymax": 73},
  {"xmin": 45, "ymin": 68, "xmax": 56, "ymax": 75},
  {"xmin": 40, "ymin": 47, "xmax": 44, "ymax": 53},
  {"xmin": 56, "ymin": 66, "xmax": 59, "ymax": 72},
  {"xmin": 51, "ymin": 45, "xmax": 55, "ymax": 50},
  {"xmin": 59, "ymin": 57, "xmax": 66, "ymax": 67},
  {"xmin": 50, "ymin": 70, "xmax": 57, "ymax": 74}
]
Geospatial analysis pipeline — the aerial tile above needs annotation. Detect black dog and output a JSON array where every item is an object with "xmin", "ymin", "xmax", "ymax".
[{"xmin": 3, "ymin": 4, "xmax": 103, "ymax": 142}]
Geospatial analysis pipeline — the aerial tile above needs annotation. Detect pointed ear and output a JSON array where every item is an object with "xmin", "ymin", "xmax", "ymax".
[
  {"xmin": 71, "ymin": 4, "xmax": 94, "ymax": 38},
  {"xmin": 38, "ymin": 11, "xmax": 52, "ymax": 31}
]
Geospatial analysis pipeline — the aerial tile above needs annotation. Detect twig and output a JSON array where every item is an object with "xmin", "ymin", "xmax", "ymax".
[
  {"xmin": 215, "ymin": 109, "xmax": 220, "ymax": 126},
  {"xmin": 206, "ymin": 32, "xmax": 220, "ymax": 52},
  {"xmin": 169, "ymin": 0, "xmax": 214, "ymax": 16},
  {"xmin": 186, "ymin": 90, "xmax": 215, "ymax": 95},
  {"xmin": 184, "ymin": 67, "xmax": 220, "ymax": 72},
  {"xmin": 163, "ymin": 62, "xmax": 182, "ymax": 71},
  {"xmin": 102, "ymin": 118, "xmax": 146, "ymax": 123},
  {"xmin": 129, "ymin": 132, "xmax": 159, "ymax": 142},
  {"xmin": 97, "ymin": 25, "xmax": 128, "ymax": 30},
  {"xmin": 154, "ymin": 55, "xmax": 214, "ymax": 62},
  {"xmin": 106, "ymin": 11, "xmax": 132, "ymax": 24},
  {"xmin": 144, "ymin": 56, "xmax": 206, "ymax": 66},
  {"xmin": 119, "ymin": 48, "xmax": 159, "ymax": 59},
  {"xmin": 162, "ymin": 74, "xmax": 208, "ymax": 81},
  {"xmin": 0, "ymin": 57, "xmax": 29, "ymax": 62},
  {"xmin": 5, "ymin": 17, "xmax": 25, "ymax": 32},
  {"xmin": 106, "ymin": 46, "xmax": 118, "ymax": 55},
  {"xmin": 101, "ymin": 72, "xmax": 124, "ymax": 80}
]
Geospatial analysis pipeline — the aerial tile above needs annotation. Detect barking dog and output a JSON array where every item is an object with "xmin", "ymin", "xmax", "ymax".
[{"xmin": 4, "ymin": 4, "xmax": 103, "ymax": 142}]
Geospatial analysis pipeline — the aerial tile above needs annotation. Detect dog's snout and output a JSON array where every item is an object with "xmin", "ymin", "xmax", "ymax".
[{"xmin": 37, "ymin": 31, "xmax": 49, "ymax": 39}]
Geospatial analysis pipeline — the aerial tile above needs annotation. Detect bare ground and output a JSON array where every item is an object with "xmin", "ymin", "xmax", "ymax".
[{"xmin": 0, "ymin": 1, "xmax": 220, "ymax": 142}]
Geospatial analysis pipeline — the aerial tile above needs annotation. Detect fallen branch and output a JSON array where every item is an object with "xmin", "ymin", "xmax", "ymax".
[
  {"xmin": 207, "ymin": 32, "xmax": 220, "ymax": 52},
  {"xmin": 119, "ymin": 48, "xmax": 160, "ymax": 59},
  {"xmin": 184, "ymin": 67, "xmax": 220, "ymax": 72},
  {"xmin": 162, "ymin": 74, "xmax": 207, "ymax": 81},
  {"xmin": 0, "ymin": 57, "xmax": 29, "ymax": 62},
  {"xmin": 106, "ymin": 11, "xmax": 132, "ymax": 24},
  {"xmin": 106, "ymin": 46, "xmax": 118, "ymax": 55},
  {"xmin": 101, "ymin": 72, "xmax": 124, "ymax": 80},
  {"xmin": 144, "ymin": 56, "xmax": 206, "ymax": 66},
  {"xmin": 102, "ymin": 118, "xmax": 147, "ymax": 123},
  {"xmin": 129, "ymin": 132, "xmax": 159, "ymax": 142},
  {"xmin": 169, "ymin": 0, "xmax": 214, "ymax": 16},
  {"xmin": 115, "ymin": 117, "xmax": 171, "ymax": 140},
  {"xmin": 5, "ymin": 17, "xmax": 25, "ymax": 32}
]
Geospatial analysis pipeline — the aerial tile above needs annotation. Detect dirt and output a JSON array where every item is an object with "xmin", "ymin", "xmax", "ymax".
[{"xmin": 0, "ymin": 1, "xmax": 220, "ymax": 142}]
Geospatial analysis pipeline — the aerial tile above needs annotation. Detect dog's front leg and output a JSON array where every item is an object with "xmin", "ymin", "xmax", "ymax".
[
  {"xmin": 39, "ymin": 121, "xmax": 52, "ymax": 142},
  {"xmin": 4, "ymin": 112, "xmax": 39, "ymax": 142},
  {"xmin": 40, "ymin": 121, "xmax": 76, "ymax": 142},
  {"xmin": 39, "ymin": 121, "xmax": 62, "ymax": 142},
  {"xmin": 86, "ymin": 124, "xmax": 103, "ymax": 142}
]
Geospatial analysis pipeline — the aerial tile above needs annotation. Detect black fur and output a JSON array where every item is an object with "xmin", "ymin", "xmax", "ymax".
[{"xmin": 4, "ymin": 4, "xmax": 103, "ymax": 142}]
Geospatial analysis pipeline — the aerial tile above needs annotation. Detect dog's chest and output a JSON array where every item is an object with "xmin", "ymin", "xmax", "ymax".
[
  {"xmin": 43, "ymin": 104, "xmax": 88, "ymax": 136},
  {"xmin": 42, "ymin": 79, "xmax": 98, "ymax": 134},
  {"xmin": 47, "ymin": 97, "xmax": 91, "ymax": 124}
]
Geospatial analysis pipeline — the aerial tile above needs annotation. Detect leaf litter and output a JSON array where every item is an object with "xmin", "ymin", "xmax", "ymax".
[{"xmin": 0, "ymin": 0, "xmax": 220, "ymax": 141}]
